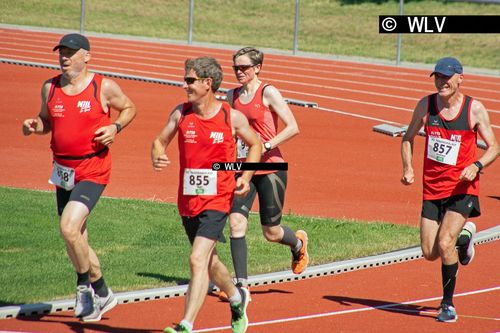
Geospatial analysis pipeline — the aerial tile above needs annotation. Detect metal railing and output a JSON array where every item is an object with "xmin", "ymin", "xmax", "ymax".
[{"xmin": 79, "ymin": 0, "xmax": 302, "ymax": 54}]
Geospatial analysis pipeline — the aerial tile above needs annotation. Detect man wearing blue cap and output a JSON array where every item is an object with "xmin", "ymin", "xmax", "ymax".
[
  {"xmin": 22, "ymin": 33, "xmax": 137, "ymax": 322},
  {"xmin": 400, "ymin": 57, "xmax": 498, "ymax": 322}
]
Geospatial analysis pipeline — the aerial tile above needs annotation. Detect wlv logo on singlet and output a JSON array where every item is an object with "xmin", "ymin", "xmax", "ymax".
[
  {"xmin": 77, "ymin": 100, "xmax": 91, "ymax": 113},
  {"xmin": 210, "ymin": 131, "xmax": 224, "ymax": 144}
]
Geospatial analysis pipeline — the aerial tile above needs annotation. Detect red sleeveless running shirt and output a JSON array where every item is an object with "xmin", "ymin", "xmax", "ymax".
[
  {"xmin": 423, "ymin": 93, "xmax": 479, "ymax": 200},
  {"xmin": 232, "ymin": 82, "xmax": 285, "ymax": 175},
  {"xmin": 46, "ymin": 73, "xmax": 111, "ymax": 184},
  {"xmin": 177, "ymin": 102, "xmax": 236, "ymax": 216}
]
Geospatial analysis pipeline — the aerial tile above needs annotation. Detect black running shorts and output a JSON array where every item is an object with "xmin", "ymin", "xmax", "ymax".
[
  {"xmin": 182, "ymin": 210, "xmax": 228, "ymax": 244},
  {"xmin": 421, "ymin": 194, "xmax": 480, "ymax": 222},
  {"xmin": 56, "ymin": 180, "xmax": 106, "ymax": 216}
]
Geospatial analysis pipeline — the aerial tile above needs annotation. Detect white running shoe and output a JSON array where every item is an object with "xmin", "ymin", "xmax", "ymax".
[
  {"xmin": 458, "ymin": 221, "xmax": 476, "ymax": 266},
  {"xmin": 74, "ymin": 285, "xmax": 94, "ymax": 318},
  {"xmin": 82, "ymin": 288, "xmax": 117, "ymax": 322}
]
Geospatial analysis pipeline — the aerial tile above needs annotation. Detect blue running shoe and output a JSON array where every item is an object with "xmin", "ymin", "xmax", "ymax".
[{"xmin": 436, "ymin": 303, "xmax": 457, "ymax": 322}]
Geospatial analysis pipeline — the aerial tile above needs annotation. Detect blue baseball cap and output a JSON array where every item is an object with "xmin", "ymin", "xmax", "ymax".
[
  {"xmin": 430, "ymin": 57, "xmax": 463, "ymax": 77},
  {"xmin": 53, "ymin": 33, "xmax": 90, "ymax": 51}
]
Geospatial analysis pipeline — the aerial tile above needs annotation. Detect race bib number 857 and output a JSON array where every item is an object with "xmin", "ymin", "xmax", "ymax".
[{"xmin": 427, "ymin": 136, "xmax": 460, "ymax": 166}]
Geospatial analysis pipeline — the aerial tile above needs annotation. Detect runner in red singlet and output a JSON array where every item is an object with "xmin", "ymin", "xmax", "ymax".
[
  {"xmin": 22, "ymin": 33, "xmax": 137, "ymax": 322},
  {"xmin": 217, "ymin": 47, "xmax": 308, "ymax": 302},
  {"xmin": 401, "ymin": 57, "xmax": 498, "ymax": 323},
  {"xmin": 152, "ymin": 57, "xmax": 261, "ymax": 333}
]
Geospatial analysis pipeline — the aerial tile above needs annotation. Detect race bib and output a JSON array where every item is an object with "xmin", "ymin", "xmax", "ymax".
[
  {"xmin": 236, "ymin": 133, "xmax": 260, "ymax": 159},
  {"xmin": 49, "ymin": 161, "xmax": 75, "ymax": 190},
  {"xmin": 183, "ymin": 168, "xmax": 217, "ymax": 195},
  {"xmin": 427, "ymin": 136, "xmax": 460, "ymax": 166},
  {"xmin": 236, "ymin": 137, "xmax": 249, "ymax": 159}
]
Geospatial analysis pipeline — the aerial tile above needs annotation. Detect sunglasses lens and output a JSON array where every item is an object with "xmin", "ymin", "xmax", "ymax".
[
  {"xmin": 184, "ymin": 77, "xmax": 196, "ymax": 84},
  {"xmin": 233, "ymin": 65, "xmax": 253, "ymax": 72}
]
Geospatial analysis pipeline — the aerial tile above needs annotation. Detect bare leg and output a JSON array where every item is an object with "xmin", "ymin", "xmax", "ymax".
[
  {"xmin": 183, "ymin": 236, "xmax": 218, "ymax": 323},
  {"xmin": 209, "ymin": 249, "xmax": 238, "ymax": 298},
  {"xmin": 420, "ymin": 217, "xmax": 440, "ymax": 261},
  {"xmin": 438, "ymin": 211, "xmax": 466, "ymax": 265},
  {"xmin": 59, "ymin": 201, "xmax": 91, "ymax": 273}
]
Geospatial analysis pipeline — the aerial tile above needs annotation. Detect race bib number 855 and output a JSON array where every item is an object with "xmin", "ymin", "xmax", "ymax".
[
  {"xmin": 183, "ymin": 168, "xmax": 217, "ymax": 195},
  {"xmin": 427, "ymin": 136, "xmax": 460, "ymax": 166}
]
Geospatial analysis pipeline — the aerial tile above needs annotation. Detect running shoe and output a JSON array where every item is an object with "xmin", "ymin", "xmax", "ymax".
[
  {"xmin": 217, "ymin": 282, "xmax": 250, "ymax": 303},
  {"xmin": 231, "ymin": 287, "xmax": 250, "ymax": 333},
  {"xmin": 74, "ymin": 285, "xmax": 94, "ymax": 318},
  {"xmin": 217, "ymin": 290, "xmax": 229, "ymax": 302},
  {"xmin": 164, "ymin": 323, "xmax": 191, "ymax": 333},
  {"xmin": 81, "ymin": 288, "xmax": 118, "ymax": 322},
  {"xmin": 291, "ymin": 230, "xmax": 309, "ymax": 274},
  {"xmin": 458, "ymin": 221, "xmax": 476, "ymax": 265},
  {"xmin": 436, "ymin": 303, "xmax": 457, "ymax": 322}
]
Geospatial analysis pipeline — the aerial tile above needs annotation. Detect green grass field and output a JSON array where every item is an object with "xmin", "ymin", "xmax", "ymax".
[
  {"xmin": 0, "ymin": 186, "xmax": 419, "ymax": 305},
  {"xmin": 1, "ymin": 0, "xmax": 499, "ymax": 69}
]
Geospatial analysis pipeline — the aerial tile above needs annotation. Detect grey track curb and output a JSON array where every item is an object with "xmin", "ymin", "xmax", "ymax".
[{"xmin": 1, "ymin": 225, "xmax": 498, "ymax": 320}]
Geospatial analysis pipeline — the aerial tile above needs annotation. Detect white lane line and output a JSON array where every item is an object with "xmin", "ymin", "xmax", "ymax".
[
  {"xmin": 2, "ymin": 53, "xmax": 500, "ymax": 125},
  {"xmin": 3, "ymin": 31, "xmax": 500, "ymax": 88},
  {"xmin": 314, "ymin": 105, "xmax": 500, "ymax": 130},
  {"xmin": 2, "ymin": 47, "xmax": 499, "ymax": 115},
  {"xmin": 194, "ymin": 286, "xmax": 500, "ymax": 332},
  {"xmin": 314, "ymin": 106, "xmax": 402, "ymax": 125},
  {"xmin": 2, "ymin": 41, "xmax": 499, "ymax": 102}
]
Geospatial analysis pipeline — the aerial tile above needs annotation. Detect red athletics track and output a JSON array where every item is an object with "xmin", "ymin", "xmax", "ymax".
[{"xmin": 0, "ymin": 28, "xmax": 499, "ymax": 332}]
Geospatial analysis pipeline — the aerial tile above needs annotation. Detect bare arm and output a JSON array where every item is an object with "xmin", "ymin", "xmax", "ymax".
[
  {"xmin": 459, "ymin": 99, "xmax": 499, "ymax": 181},
  {"xmin": 232, "ymin": 108, "xmax": 262, "ymax": 195},
  {"xmin": 263, "ymin": 85, "xmax": 299, "ymax": 150},
  {"xmin": 401, "ymin": 97, "xmax": 427, "ymax": 185},
  {"xmin": 94, "ymin": 78, "xmax": 138, "ymax": 145},
  {"xmin": 22, "ymin": 80, "xmax": 52, "ymax": 136},
  {"xmin": 151, "ymin": 105, "xmax": 182, "ymax": 171}
]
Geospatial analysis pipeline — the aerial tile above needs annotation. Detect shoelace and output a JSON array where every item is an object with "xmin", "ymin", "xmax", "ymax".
[
  {"xmin": 78, "ymin": 290, "xmax": 92, "ymax": 307},
  {"xmin": 440, "ymin": 305, "xmax": 454, "ymax": 316}
]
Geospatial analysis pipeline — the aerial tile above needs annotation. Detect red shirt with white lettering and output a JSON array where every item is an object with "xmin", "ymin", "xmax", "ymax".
[
  {"xmin": 46, "ymin": 73, "xmax": 111, "ymax": 184},
  {"xmin": 177, "ymin": 102, "xmax": 236, "ymax": 216},
  {"xmin": 423, "ymin": 93, "xmax": 479, "ymax": 200}
]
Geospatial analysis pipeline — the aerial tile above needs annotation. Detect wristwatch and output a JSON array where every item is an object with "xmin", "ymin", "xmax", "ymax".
[
  {"xmin": 264, "ymin": 142, "xmax": 272, "ymax": 151},
  {"xmin": 473, "ymin": 161, "xmax": 484, "ymax": 171},
  {"xmin": 113, "ymin": 122, "xmax": 122, "ymax": 133}
]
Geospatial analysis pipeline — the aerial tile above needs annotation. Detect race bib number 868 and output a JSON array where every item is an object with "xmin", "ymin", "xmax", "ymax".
[{"xmin": 48, "ymin": 161, "xmax": 75, "ymax": 190}]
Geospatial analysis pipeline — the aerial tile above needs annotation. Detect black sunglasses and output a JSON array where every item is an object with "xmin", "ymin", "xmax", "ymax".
[
  {"xmin": 184, "ymin": 77, "xmax": 204, "ymax": 84},
  {"xmin": 232, "ymin": 64, "xmax": 255, "ymax": 72}
]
